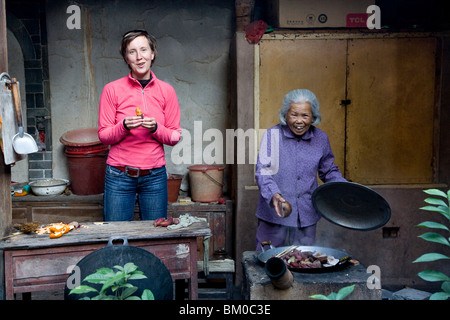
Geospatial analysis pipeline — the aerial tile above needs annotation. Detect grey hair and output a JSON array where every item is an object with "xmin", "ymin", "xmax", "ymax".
[{"xmin": 279, "ymin": 89, "xmax": 321, "ymax": 125}]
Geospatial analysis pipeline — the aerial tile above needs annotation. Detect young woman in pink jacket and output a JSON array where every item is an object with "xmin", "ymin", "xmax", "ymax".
[{"xmin": 98, "ymin": 30, "xmax": 182, "ymax": 221}]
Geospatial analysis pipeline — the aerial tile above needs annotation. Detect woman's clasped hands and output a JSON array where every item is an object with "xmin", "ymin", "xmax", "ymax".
[{"xmin": 124, "ymin": 115, "xmax": 157, "ymax": 132}]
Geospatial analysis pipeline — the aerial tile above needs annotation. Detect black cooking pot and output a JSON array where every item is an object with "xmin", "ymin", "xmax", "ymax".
[
  {"xmin": 64, "ymin": 236, "xmax": 173, "ymax": 300},
  {"xmin": 312, "ymin": 181, "xmax": 391, "ymax": 231}
]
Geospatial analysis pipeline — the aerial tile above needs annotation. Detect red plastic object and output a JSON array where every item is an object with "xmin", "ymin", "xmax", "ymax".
[{"xmin": 245, "ymin": 20, "xmax": 268, "ymax": 44}]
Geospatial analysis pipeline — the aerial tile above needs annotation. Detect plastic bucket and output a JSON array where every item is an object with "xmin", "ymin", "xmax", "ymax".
[
  {"xmin": 64, "ymin": 150, "xmax": 108, "ymax": 195},
  {"xmin": 60, "ymin": 128, "xmax": 108, "ymax": 195},
  {"xmin": 188, "ymin": 165, "xmax": 225, "ymax": 203},
  {"xmin": 167, "ymin": 174, "xmax": 183, "ymax": 203}
]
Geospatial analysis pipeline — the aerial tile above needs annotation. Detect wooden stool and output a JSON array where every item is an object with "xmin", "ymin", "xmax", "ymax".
[{"xmin": 197, "ymin": 258, "xmax": 235, "ymax": 300}]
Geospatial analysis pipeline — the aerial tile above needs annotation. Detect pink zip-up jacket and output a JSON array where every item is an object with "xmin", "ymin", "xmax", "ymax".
[{"xmin": 98, "ymin": 72, "xmax": 181, "ymax": 170}]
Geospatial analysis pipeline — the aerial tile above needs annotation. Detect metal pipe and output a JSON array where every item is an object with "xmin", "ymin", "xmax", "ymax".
[{"xmin": 264, "ymin": 257, "xmax": 293, "ymax": 290}]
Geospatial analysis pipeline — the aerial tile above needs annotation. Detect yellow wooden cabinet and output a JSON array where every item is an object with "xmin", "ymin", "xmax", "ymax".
[{"xmin": 257, "ymin": 34, "xmax": 437, "ymax": 185}]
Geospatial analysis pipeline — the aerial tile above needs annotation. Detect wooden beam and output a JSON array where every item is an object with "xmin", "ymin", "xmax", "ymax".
[
  {"xmin": 0, "ymin": 0, "xmax": 12, "ymax": 238},
  {"xmin": 0, "ymin": 0, "xmax": 6, "ymax": 68}
]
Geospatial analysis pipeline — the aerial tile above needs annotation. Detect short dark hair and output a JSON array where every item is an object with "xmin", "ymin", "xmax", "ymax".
[{"xmin": 120, "ymin": 29, "xmax": 157, "ymax": 64}]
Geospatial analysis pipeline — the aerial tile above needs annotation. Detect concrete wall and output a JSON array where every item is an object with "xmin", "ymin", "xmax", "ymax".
[{"xmin": 45, "ymin": 0, "xmax": 234, "ymax": 187}]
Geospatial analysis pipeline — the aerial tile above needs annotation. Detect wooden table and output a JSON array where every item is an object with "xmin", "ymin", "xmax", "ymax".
[
  {"xmin": 0, "ymin": 220, "xmax": 211, "ymax": 300},
  {"xmin": 12, "ymin": 195, "xmax": 233, "ymax": 260}
]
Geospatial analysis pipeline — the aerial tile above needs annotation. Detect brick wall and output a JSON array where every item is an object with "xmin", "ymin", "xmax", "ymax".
[{"xmin": 6, "ymin": 0, "xmax": 52, "ymax": 180}]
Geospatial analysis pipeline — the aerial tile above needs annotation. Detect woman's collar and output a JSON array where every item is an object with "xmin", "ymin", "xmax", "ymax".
[
  {"xmin": 281, "ymin": 124, "xmax": 315, "ymax": 140},
  {"xmin": 128, "ymin": 71, "xmax": 155, "ymax": 85}
]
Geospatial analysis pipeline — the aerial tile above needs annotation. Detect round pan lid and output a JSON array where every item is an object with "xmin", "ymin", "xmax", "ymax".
[{"xmin": 312, "ymin": 182, "xmax": 391, "ymax": 231}]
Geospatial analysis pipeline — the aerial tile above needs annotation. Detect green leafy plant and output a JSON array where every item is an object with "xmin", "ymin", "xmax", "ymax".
[
  {"xmin": 413, "ymin": 189, "xmax": 450, "ymax": 300},
  {"xmin": 69, "ymin": 262, "xmax": 154, "ymax": 300},
  {"xmin": 309, "ymin": 284, "xmax": 355, "ymax": 300}
]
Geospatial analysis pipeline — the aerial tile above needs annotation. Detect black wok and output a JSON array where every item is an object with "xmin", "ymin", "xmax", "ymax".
[
  {"xmin": 258, "ymin": 242, "xmax": 350, "ymax": 273},
  {"xmin": 312, "ymin": 181, "xmax": 391, "ymax": 231},
  {"xmin": 64, "ymin": 236, "xmax": 173, "ymax": 300}
]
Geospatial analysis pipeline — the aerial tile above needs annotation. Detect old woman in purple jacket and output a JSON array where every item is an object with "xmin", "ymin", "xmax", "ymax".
[{"xmin": 255, "ymin": 89, "xmax": 346, "ymax": 249}]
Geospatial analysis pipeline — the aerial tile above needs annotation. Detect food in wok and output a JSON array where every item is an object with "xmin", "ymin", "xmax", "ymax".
[{"xmin": 277, "ymin": 247, "xmax": 347, "ymax": 269}]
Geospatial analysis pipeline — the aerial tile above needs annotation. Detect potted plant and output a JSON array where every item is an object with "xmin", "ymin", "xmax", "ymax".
[
  {"xmin": 69, "ymin": 262, "xmax": 154, "ymax": 300},
  {"xmin": 309, "ymin": 285, "xmax": 355, "ymax": 300},
  {"xmin": 413, "ymin": 189, "xmax": 450, "ymax": 300}
]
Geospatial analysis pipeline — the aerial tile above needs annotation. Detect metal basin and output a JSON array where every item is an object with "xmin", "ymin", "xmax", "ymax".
[{"xmin": 29, "ymin": 179, "xmax": 69, "ymax": 196}]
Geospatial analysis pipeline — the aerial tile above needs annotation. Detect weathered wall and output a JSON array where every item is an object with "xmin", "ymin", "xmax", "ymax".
[{"xmin": 45, "ymin": 0, "xmax": 234, "ymax": 186}]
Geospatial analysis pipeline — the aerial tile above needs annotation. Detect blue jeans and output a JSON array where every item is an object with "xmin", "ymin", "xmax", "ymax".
[{"xmin": 103, "ymin": 165, "xmax": 168, "ymax": 221}]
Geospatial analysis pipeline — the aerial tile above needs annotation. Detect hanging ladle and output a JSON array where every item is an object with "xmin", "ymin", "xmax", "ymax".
[{"xmin": 10, "ymin": 77, "xmax": 38, "ymax": 154}]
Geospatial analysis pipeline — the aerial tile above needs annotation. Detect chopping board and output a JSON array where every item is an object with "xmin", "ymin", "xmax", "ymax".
[{"xmin": 0, "ymin": 78, "xmax": 24, "ymax": 165}]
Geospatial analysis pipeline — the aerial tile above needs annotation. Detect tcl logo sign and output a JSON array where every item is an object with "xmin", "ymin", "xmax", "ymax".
[
  {"xmin": 347, "ymin": 13, "xmax": 369, "ymax": 27},
  {"xmin": 346, "ymin": 5, "xmax": 381, "ymax": 29}
]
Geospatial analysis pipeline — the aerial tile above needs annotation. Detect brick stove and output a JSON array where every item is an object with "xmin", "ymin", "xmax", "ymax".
[{"xmin": 242, "ymin": 251, "xmax": 382, "ymax": 300}]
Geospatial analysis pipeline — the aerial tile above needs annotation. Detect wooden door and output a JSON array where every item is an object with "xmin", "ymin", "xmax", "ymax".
[
  {"xmin": 346, "ymin": 38, "xmax": 436, "ymax": 184},
  {"xmin": 258, "ymin": 39, "xmax": 347, "ymax": 172}
]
